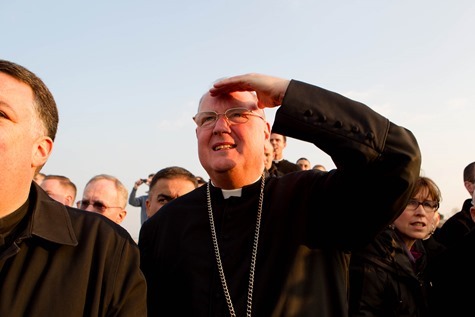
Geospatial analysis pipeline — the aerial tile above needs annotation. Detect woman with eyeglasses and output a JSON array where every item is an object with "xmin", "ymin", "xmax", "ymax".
[{"xmin": 348, "ymin": 176, "xmax": 442, "ymax": 317}]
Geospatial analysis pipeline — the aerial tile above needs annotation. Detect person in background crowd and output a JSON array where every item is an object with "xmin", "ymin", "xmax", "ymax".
[
  {"xmin": 0, "ymin": 59, "xmax": 146, "ymax": 316},
  {"xmin": 40, "ymin": 174, "xmax": 77, "ymax": 207},
  {"xmin": 436, "ymin": 161, "xmax": 475, "ymax": 247},
  {"xmin": 349, "ymin": 176, "xmax": 441, "ymax": 317},
  {"xmin": 129, "ymin": 173, "xmax": 154, "ymax": 225},
  {"xmin": 33, "ymin": 172, "xmax": 46, "ymax": 184},
  {"xmin": 428, "ymin": 189, "xmax": 475, "ymax": 317},
  {"xmin": 313, "ymin": 164, "xmax": 327, "ymax": 171},
  {"xmin": 296, "ymin": 157, "xmax": 311, "ymax": 170},
  {"xmin": 264, "ymin": 139, "xmax": 282, "ymax": 177},
  {"xmin": 139, "ymin": 73, "xmax": 421, "ymax": 317},
  {"xmin": 145, "ymin": 166, "xmax": 198, "ymax": 219},
  {"xmin": 196, "ymin": 176, "xmax": 207, "ymax": 187},
  {"xmin": 270, "ymin": 132, "xmax": 301, "ymax": 174},
  {"xmin": 78, "ymin": 174, "xmax": 128, "ymax": 224}
]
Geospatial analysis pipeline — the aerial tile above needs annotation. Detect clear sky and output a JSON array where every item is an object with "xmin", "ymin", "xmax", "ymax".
[{"xmin": 3, "ymin": 1, "xmax": 474, "ymax": 240}]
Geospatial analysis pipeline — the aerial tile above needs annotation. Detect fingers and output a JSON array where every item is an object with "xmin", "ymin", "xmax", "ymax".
[
  {"xmin": 209, "ymin": 74, "xmax": 257, "ymax": 96},
  {"xmin": 209, "ymin": 73, "xmax": 290, "ymax": 108}
]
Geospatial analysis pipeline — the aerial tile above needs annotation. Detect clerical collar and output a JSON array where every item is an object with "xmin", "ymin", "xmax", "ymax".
[
  {"xmin": 222, "ymin": 188, "xmax": 242, "ymax": 199},
  {"xmin": 273, "ymin": 158, "xmax": 283, "ymax": 163},
  {"xmin": 211, "ymin": 176, "xmax": 262, "ymax": 199}
]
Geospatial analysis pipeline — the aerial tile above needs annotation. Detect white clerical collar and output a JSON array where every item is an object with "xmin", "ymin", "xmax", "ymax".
[
  {"xmin": 211, "ymin": 176, "xmax": 262, "ymax": 199},
  {"xmin": 221, "ymin": 188, "xmax": 242, "ymax": 199}
]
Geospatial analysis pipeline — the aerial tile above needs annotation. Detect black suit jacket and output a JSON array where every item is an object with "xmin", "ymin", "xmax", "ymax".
[
  {"xmin": 139, "ymin": 79, "xmax": 421, "ymax": 317},
  {"xmin": 273, "ymin": 159, "xmax": 301, "ymax": 175}
]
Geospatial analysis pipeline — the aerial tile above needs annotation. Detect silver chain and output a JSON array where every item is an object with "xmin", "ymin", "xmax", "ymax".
[{"xmin": 206, "ymin": 174, "xmax": 265, "ymax": 317}]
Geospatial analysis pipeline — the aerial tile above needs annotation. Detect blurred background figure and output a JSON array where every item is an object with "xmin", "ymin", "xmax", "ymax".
[
  {"xmin": 195, "ymin": 176, "xmax": 207, "ymax": 187},
  {"xmin": 33, "ymin": 172, "xmax": 46, "ymax": 184},
  {"xmin": 78, "ymin": 174, "xmax": 128, "ymax": 224},
  {"xmin": 146, "ymin": 166, "xmax": 198, "ymax": 219},
  {"xmin": 313, "ymin": 164, "xmax": 327, "ymax": 171},
  {"xmin": 269, "ymin": 132, "xmax": 301, "ymax": 175},
  {"xmin": 264, "ymin": 139, "xmax": 282, "ymax": 177},
  {"xmin": 296, "ymin": 157, "xmax": 311, "ymax": 170},
  {"xmin": 129, "ymin": 173, "xmax": 155, "ymax": 225},
  {"xmin": 40, "ymin": 174, "xmax": 77, "ymax": 207},
  {"xmin": 436, "ymin": 161, "xmax": 475, "ymax": 248}
]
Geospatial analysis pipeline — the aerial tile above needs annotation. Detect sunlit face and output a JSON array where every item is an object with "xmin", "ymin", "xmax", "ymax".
[
  {"xmin": 146, "ymin": 177, "xmax": 197, "ymax": 218},
  {"xmin": 0, "ymin": 73, "xmax": 52, "ymax": 216},
  {"xmin": 393, "ymin": 189, "xmax": 437, "ymax": 247},
  {"xmin": 195, "ymin": 92, "xmax": 270, "ymax": 183},
  {"xmin": 263, "ymin": 140, "xmax": 274, "ymax": 171},
  {"xmin": 269, "ymin": 133, "xmax": 285, "ymax": 160},
  {"xmin": 470, "ymin": 191, "xmax": 475, "ymax": 215},
  {"xmin": 297, "ymin": 159, "xmax": 311, "ymax": 170},
  {"xmin": 41, "ymin": 178, "xmax": 74, "ymax": 206},
  {"xmin": 80, "ymin": 179, "xmax": 126, "ymax": 224}
]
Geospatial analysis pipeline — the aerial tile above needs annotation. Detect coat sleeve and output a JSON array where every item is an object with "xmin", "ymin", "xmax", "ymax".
[
  {"xmin": 128, "ymin": 188, "xmax": 141, "ymax": 206},
  {"xmin": 272, "ymin": 80, "xmax": 421, "ymax": 249},
  {"xmin": 108, "ymin": 237, "xmax": 148, "ymax": 317}
]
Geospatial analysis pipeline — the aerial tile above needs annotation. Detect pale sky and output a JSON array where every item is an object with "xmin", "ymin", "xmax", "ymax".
[{"xmin": 3, "ymin": 1, "xmax": 474, "ymax": 240}]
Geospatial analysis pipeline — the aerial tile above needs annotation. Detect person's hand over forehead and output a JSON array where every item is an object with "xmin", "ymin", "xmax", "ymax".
[{"xmin": 209, "ymin": 73, "xmax": 290, "ymax": 109}]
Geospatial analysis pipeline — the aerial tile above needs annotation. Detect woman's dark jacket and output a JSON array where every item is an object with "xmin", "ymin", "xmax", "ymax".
[{"xmin": 349, "ymin": 228, "xmax": 432, "ymax": 317}]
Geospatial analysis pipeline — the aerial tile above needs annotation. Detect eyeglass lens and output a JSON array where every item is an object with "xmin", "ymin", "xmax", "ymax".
[
  {"xmin": 194, "ymin": 108, "xmax": 254, "ymax": 128},
  {"xmin": 79, "ymin": 200, "xmax": 106, "ymax": 211},
  {"xmin": 407, "ymin": 199, "xmax": 438, "ymax": 212}
]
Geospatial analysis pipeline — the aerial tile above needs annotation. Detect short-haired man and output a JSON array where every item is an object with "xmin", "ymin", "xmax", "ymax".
[
  {"xmin": 33, "ymin": 172, "xmax": 46, "ymax": 184},
  {"xmin": 296, "ymin": 157, "xmax": 311, "ymax": 170},
  {"xmin": 40, "ymin": 174, "xmax": 77, "ymax": 207},
  {"xmin": 145, "ymin": 166, "xmax": 198, "ymax": 219},
  {"xmin": 264, "ymin": 139, "xmax": 282, "ymax": 177},
  {"xmin": 436, "ymin": 161, "xmax": 475, "ymax": 247},
  {"xmin": 77, "ymin": 174, "xmax": 129, "ymax": 224},
  {"xmin": 0, "ymin": 59, "xmax": 146, "ymax": 316},
  {"xmin": 270, "ymin": 132, "xmax": 301, "ymax": 174},
  {"xmin": 428, "ymin": 189, "xmax": 475, "ymax": 317}
]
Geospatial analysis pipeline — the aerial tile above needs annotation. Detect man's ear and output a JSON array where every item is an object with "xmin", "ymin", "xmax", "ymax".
[
  {"xmin": 264, "ymin": 122, "xmax": 271, "ymax": 140},
  {"xmin": 32, "ymin": 136, "xmax": 53, "ymax": 169},
  {"xmin": 145, "ymin": 199, "xmax": 152, "ymax": 218},
  {"xmin": 64, "ymin": 195, "xmax": 74, "ymax": 207},
  {"xmin": 117, "ymin": 209, "xmax": 127, "ymax": 224}
]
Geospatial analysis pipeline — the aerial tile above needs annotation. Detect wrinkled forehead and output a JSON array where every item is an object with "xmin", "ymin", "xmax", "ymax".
[{"xmin": 198, "ymin": 91, "xmax": 261, "ymax": 113}]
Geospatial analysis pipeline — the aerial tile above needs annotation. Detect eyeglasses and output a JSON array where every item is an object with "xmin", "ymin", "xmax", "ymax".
[
  {"xmin": 193, "ymin": 107, "xmax": 264, "ymax": 128},
  {"xmin": 406, "ymin": 199, "xmax": 439, "ymax": 213},
  {"xmin": 77, "ymin": 199, "xmax": 122, "ymax": 213}
]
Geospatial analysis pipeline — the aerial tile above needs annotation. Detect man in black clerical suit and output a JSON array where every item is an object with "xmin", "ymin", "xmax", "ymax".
[
  {"xmin": 270, "ymin": 132, "xmax": 301, "ymax": 174},
  {"xmin": 139, "ymin": 73, "xmax": 421, "ymax": 317}
]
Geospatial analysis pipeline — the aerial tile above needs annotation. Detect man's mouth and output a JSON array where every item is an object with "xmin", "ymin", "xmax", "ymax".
[{"xmin": 213, "ymin": 144, "xmax": 236, "ymax": 151}]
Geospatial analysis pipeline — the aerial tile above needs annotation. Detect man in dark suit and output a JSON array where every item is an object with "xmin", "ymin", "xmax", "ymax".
[
  {"xmin": 139, "ymin": 72, "xmax": 421, "ymax": 317},
  {"xmin": 428, "ymin": 191, "xmax": 475, "ymax": 317},
  {"xmin": 0, "ymin": 59, "xmax": 146, "ymax": 317},
  {"xmin": 270, "ymin": 132, "xmax": 301, "ymax": 174},
  {"xmin": 436, "ymin": 161, "xmax": 475, "ymax": 247}
]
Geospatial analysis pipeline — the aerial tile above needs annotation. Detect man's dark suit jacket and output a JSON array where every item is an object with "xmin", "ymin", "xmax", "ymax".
[{"xmin": 273, "ymin": 159, "xmax": 301, "ymax": 175}]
